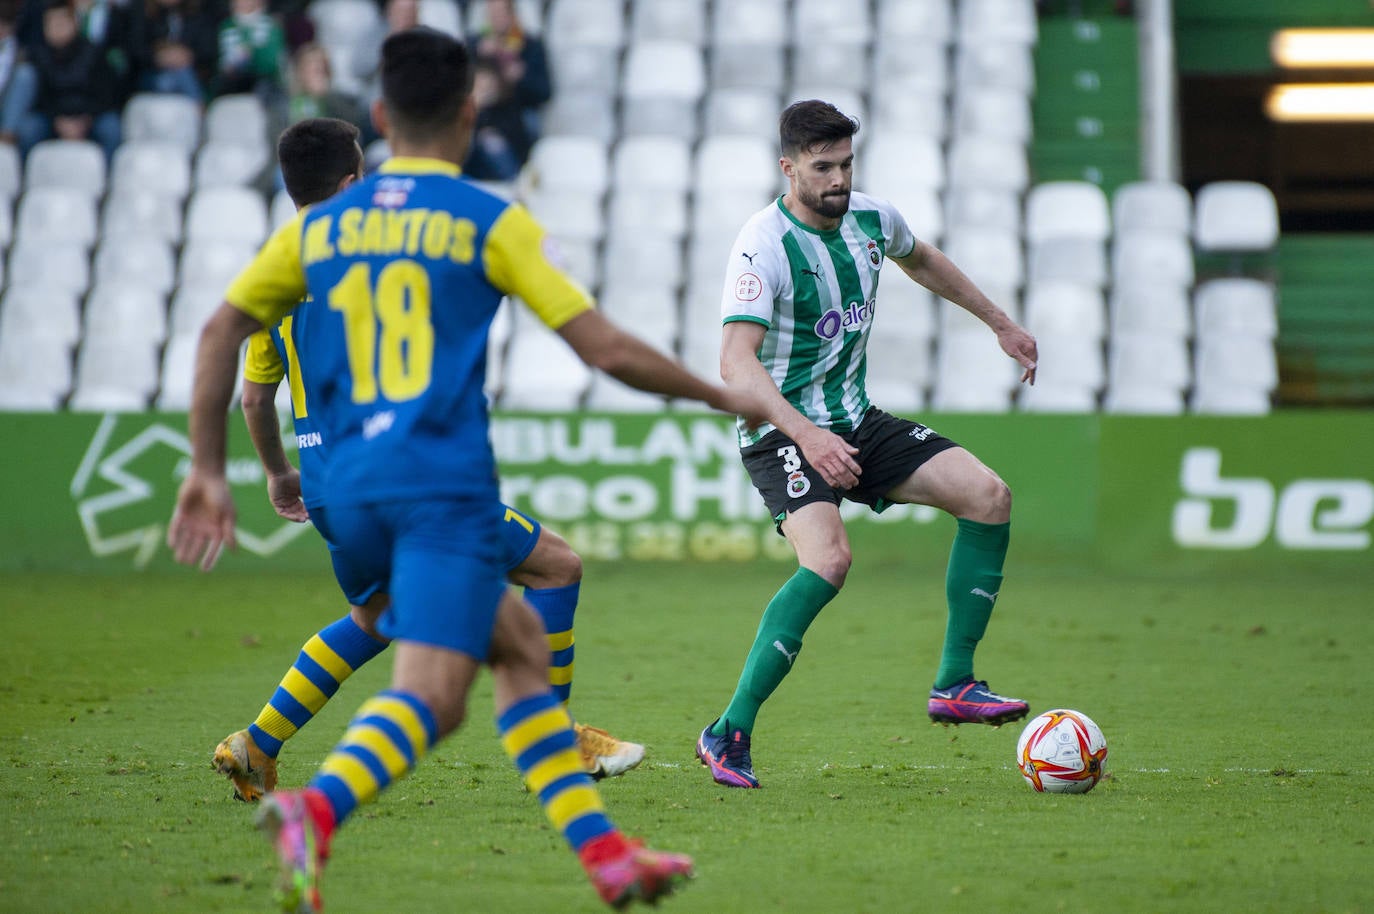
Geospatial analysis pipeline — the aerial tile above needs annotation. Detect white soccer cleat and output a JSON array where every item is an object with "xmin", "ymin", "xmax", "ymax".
[{"xmin": 574, "ymin": 723, "xmax": 646, "ymax": 780}]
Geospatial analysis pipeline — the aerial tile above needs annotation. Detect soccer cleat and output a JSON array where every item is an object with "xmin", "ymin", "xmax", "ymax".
[
  {"xmin": 928, "ymin": 678, "xmax": 1030, "ymax": 727},
  {"xmin": 212, "ymin": 729, "xmax": 278, "ymax": 802},
  {"xmin": 581, "ymin": 833, "xmax": 695, "ymax": 910},
  {"xmin": 695, "ymin": 720, "xmax": 759, "ymax": 788},
  {"xmin": 255, "ymin": 789, "xmax": 332, "ymax": 914},
  {"xmin": 575, "ymin": 723, "xmax": 646, "ymax": 780}
]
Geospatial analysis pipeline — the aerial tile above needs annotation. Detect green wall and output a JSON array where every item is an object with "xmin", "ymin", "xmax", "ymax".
[
  {"xmin": 1, "ymin": 411, "xmax": 1369, "ymax": 577},
  {"xmin": 1176, "ymin": 0, "xmax": 1374, "ymax": 73}
]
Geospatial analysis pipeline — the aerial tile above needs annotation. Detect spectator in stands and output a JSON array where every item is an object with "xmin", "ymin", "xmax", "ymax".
[
  {"xmin": 141, "ymin": 0, "xmax": 218, "ymax": 101},
  {"xmin": 71, "ymin": 0, "xmax": 145, "ymax": 106},
  {"xmin": 17, "ymin": 0, "xmax": 122, "ymax": 160},
  {"xmin": 268, "ymin": 0, "xmax": 311, "ymax": 52},
  {"xmin": 467, "ymin": 0, "xmax": 549, "ymax": 166},
  {"xmin": 463, "ymin": 55, "xmax": 524, "ymax": 181},
  {"xmin": 285, "ymin": 41, "xmax": 368, "ymax": 142},
  {"xmin": 213, "ymin": 0, "xmax": 284, "ymax": 103},
  {"xmin": 0, "ymin": 0, "xmax": 38, "ymax": 146},
  {"xmin": 346, "ymin": 0, "xmax": 415, "ymax": 104}
]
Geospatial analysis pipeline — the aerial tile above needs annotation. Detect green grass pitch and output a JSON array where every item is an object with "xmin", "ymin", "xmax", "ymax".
[{"xmin": 3, "ymin": 558, "xmax": 1371, "ymax": 914}]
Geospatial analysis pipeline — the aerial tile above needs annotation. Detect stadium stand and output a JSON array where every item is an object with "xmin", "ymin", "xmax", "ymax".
[{"xmin": 0, "ymin": 0, "xmax": 1302, "ymax": 416}]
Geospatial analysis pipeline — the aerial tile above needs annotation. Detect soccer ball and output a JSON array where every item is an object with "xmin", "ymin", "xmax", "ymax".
[{"xmin": 1015, "ymin": 709, "xmax": 1108, "ymax": 794}]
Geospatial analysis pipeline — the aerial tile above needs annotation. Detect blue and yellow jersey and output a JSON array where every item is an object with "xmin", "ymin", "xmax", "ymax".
[
  {"xmin": 226, "ymin": 157, "xmax": 592, "ymax": 506},
  {"xmin": 243, "ymin": 303, "xmax": 330, "ymax": 509}
]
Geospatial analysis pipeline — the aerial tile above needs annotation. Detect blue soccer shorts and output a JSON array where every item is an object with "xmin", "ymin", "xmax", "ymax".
[
  {"xmin": 312, "ymin": 497, "xmax": 516, "ymax": 660},
  {"xmin": 313, "ymin": 502, "xmax": 542, "ymax": 609}
]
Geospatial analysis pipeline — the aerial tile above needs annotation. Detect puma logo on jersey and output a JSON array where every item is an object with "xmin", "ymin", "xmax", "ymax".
[
  {"xmin": 970, "ymin": 588, "xmax": 999, "ymax": 604},
  {"xmin": 801, "ymin": 263, "xmax": 823, "ymax": 280},
  {"xmin": 741, "ymin": 251, "xmax": 758, "ymax": 264},
  {"xmin": 772, "ymin": 640, "xmax": 799, "ymax": 666}
]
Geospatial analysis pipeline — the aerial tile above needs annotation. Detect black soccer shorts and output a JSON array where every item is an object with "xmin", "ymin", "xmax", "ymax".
[{"xmin": 740, "ymin": 407, "xmax": 961, "ymax": 527}]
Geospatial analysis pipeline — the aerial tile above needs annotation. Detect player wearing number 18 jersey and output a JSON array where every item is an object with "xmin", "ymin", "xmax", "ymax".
[
  {"xmin": 170, "ymin": 30, "xmax": 766, "ymax": 911},
  {"xmin": 695, "ymin": 99, "xmax": 1039, "ymax": 789},
  {"xmin": 212, "ymin": 121, "xmax": 642, "ymax": 804}
]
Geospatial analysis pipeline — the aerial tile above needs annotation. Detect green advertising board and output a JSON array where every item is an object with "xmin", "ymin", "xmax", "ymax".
[{"xmin": 0, "ymin": 411, "xmax": 1369, "ymax": 575}]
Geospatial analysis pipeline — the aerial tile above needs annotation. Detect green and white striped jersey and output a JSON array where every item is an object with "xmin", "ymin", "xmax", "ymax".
[{"xmin": 720, "ymin": 192, "xmax": 917, "ymax": 446}]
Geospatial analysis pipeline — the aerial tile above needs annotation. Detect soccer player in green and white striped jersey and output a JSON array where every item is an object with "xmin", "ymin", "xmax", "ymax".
[{"xmin": 695, "ymin": 99, "xmax": 1041, "ymax": 789}]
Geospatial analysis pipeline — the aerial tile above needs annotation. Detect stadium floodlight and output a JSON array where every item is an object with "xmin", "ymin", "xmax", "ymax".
[
  {"xmin": 1271, "ymin": 28, "xmax": 1374, "ymax": 68},
  {"xmin": 1265, "ymin": 83, "xmax": 1374, "ymax": 122}
]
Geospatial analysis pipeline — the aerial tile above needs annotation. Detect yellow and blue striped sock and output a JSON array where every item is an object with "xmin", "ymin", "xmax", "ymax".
[
  {"xmin": 527, "ymin": 583, "xmax": 578, "ymax": 705},
  {"xmin": 311, "ymin": 689, "xmax": 436, "ymax": 825},
  {"xmin": 247, "ymin": 614, "xmax": 388, "ymax": 757},
  {"xmin": 498, "ymin": 691, "xmax": 613, "ymax": 852}
]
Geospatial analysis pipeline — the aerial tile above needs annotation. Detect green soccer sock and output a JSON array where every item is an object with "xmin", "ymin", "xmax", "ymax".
[
  {"xmin": 713, "ymin": 567, "xmax": 839, "ymax": 737},
  {"xmin": 934, "ymin": 518, "xmax": 1011, "ymax": 690}
]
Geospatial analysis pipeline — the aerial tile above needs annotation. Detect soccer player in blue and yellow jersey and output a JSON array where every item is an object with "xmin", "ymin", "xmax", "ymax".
[
  {"xmin": 168, "ymin": 27, "xmax": 766, "ymax": 912},
  {"xmin": 212, "ymin": 117, "xmax": 643, "ymax": 807}
]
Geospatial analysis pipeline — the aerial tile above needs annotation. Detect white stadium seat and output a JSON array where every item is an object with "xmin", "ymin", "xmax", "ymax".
[
  {"xmin": 204, "ymin": 93, "xmax": 270, "ymax": 149},
  {"xmin": 1193, "ymin": 278, "xmax": 1279, "ymax": 340},
  {"xmin": 954, "ymin": 87, "xmax": 1032, "ymax": 142},
  {"xmin": 947, "ymin": 135, "xmax": 1029, "ymax": 193},
  {"xmin": 630, "ymin": 0, "xmax": 707, "ymax": 46},
  {"xmin": 1113, "ymin": 180, "xmax": 1191, "ymax": 235},
  {"xmin": 83, "ymin": 282, "xmax": 168, "ymax": 345},
  {"xmin": 0, "ymin": 283, "xmax": 83, "ymax": 346},
  {"xmin": 0, "ymin": 331, "xmax": 72, "ymax": 410},
  {"xmin": 15, "ymin": 187, "xmax": 99, "ymax": 248},
  {"xmin": 24, "ymin": 140, "xmax": 106, "ymax": 198},
  {"xmin": 620, "ymin": 40, "xmax": 706, "ymax": 139},
  {"xmin": 122, "ymin": 93, "xmax": 202, "ymax": 154},
  {"xmin": 417, "ymin": 0, "xmax": 463, "ymax": 36},
  {"xmin": 957, "ymin": 0, "xmax": 1038, "ymax": 47},
  {"xmin": 93, "ymin": 237, "xmax": 177, "ymax": 296},
  {"xmin": 184, "ymin": 187, "xmax": 269, "ymax": 245},
  {"xmin": 193, "ymin": 140, "xmax": 271, "ymax": 189},
  {"xmin": 6, "ymin": 241, "xmax": 90, "ymax": 298},
  {"xmin": 1112, "ymin": 229, "xmax": 1195, "ymax": 288},
  {"xmin": 1109, "ymin": 282, "xmax": 1192, "ymax": 338},
  {"xmin": 110, "ymin": 141, "xmax": 192, "ymax": 201},
  {"xmin": 876, "ymin": 0, "xmax": 953, "ymax": 44},
  {"xmin": 522, "ymin": 136, "xmax": 610, "ymax": 196},
  {"xmin": 1193, "ymin": 180, "xmax": 1280, "ymax": 253},
  {"xmin": 101, "ymin": 189, "xmax": 183, "ymax": 244},
  {"xmin": 1025, "ymin": 181, "xmax": 1111, "ymax": 243},
  {"xmin": 69, "ymin": 336, "xmax": 161, "ymax": 412}
]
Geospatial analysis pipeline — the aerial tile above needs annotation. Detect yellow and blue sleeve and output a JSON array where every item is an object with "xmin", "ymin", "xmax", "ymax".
[
  {"xmin": 225, "ymin": 212, "xmax": 310, "ymax": 328},
  {"xmin": 482, "ymin": 203, "xmax": 594, "ymax": 330},
  {"xmin": 243, "ymin": 329, "xmax": 286, "ymax": 385}
]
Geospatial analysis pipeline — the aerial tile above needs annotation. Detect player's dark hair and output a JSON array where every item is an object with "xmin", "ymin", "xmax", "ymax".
[
  {"xmin": 277, "ymin": 117, "xmax": 362, "ymax": 208},
  {"xmin": 380, "ymin": 26, "xmax": 473, "ymax": 142},
  {"xmin": 779, "ymin": 99, "xmax": 860, "ymax": 158}
]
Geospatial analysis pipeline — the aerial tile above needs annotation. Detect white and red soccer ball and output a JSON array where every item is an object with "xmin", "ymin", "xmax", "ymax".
[{"xmin": 1015, "ymin": 709, "xmax": 1108, "ymax": 794}]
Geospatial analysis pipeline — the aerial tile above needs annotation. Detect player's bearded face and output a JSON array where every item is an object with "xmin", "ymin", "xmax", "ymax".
[{"xmin": 792, "ymin": 140, "xmax": 853, "ymax": 219}]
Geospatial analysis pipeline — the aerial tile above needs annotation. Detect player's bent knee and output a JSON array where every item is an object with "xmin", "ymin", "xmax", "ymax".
[
  {"xmin": 972, "ymin": 475, "xmax": 1012, "ymax": 524},
  {"xmin": 809, "ymin": 548, "xmax": 852, "ymax": 588}
]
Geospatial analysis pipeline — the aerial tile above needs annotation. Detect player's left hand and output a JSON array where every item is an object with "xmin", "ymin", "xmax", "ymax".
[
  {"xmin": 168, "ymin": 469, "xmax": 237, "ymax": 571},
  {"xmin": 267, "ymin": 468, "xmax": 309, "ymax": 523},
  {"xmin": 999, "ymin": 325, "xmax": 1039, "ymax": 385}
]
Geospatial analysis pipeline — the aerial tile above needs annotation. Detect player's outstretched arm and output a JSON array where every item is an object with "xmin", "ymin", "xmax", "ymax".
[
  {"xmin": 555, "ymin": 309, "xmax": 768, "ymax": 425},
  {"xmin": 721, "ymin": 320, "xmax": 861, "ymax": 488},
  {"xmin": 167, "ymin": 303, "xmax": 265, "ymax": 570},
  {"xmin": 242, "ymin": 379, "xmax": 308, "ymax": 523},
  {"xmin": 893, "ymin": 240, "xmax": 1038, "ymax": 385}
]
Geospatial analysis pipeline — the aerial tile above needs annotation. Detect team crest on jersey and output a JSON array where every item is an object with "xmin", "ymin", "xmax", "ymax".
[
  {"xmin": 787, "ymin": 470, "xmax": 811, "ymax": 498},
  {"xmin": 865, "ymin": 239, "xmax": 882, "ymax": 268},
  {"xmin": 372, "ymin": 177, "xmax": 414, "ymax": 208}
]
